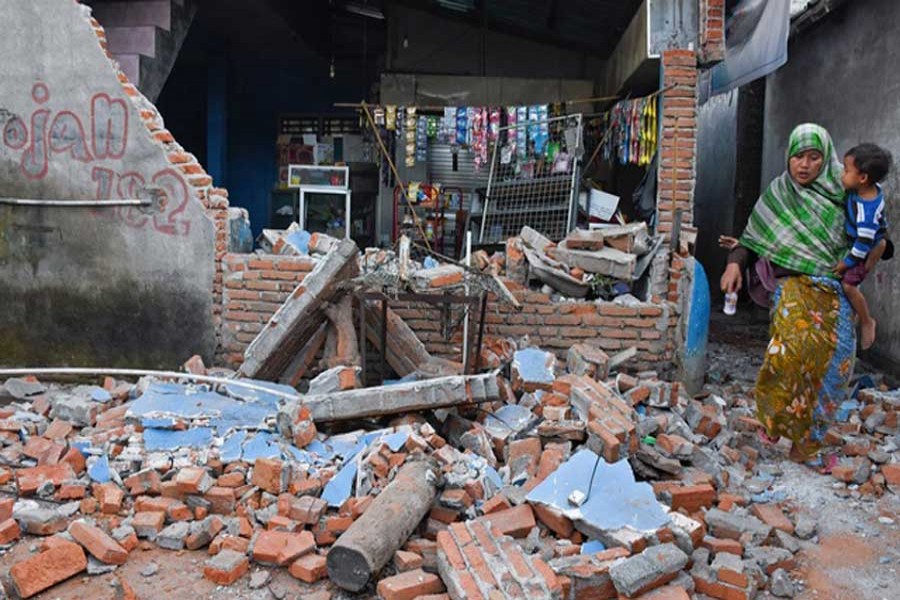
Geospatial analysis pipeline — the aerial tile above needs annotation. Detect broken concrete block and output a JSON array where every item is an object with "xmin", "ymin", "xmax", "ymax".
[
  {"xmin": 592, "ymin": 222, "xmax": 651, "ymax": 254},
  {"xmin": 308, "ymin": 366, "xmax": 361, "ymax": 396},
  {"xmin": 157, "ymin": 522, "xmax": 190, "ymax": 550},
  {"xmin": 240, "ymin": 238, "xmax": 360, "ymax": 380},
  {"xmin": 609, "ymin": 543, "xmax": 689, "ymax": 597},
  {"xmin": 554, "ymin": 241, "xmax": 636, "ymax": 280},
  {"xmin": 2, "ymin": 377, "xmax": 47, "ymax": 400},
  {"xmin": 411, "ymin": 265, "xmax": 465, "ymax": 291},
  {"xmin": 704, "ymin": 509, "xmax": 772, "ymax": 545},
  {"xmin": 512, "ymin": 348, "xmax": 557, "ymax": 393},
  {"xmin": 14, "ymin": 504, "xmax": 69, "ymax": 536},
  {"xmin": 567, "ymin": 343, "xmax": 610, "ymax": 380},
  {"xmin": 564, "ymin": 228, "xmax": 606, "ymax": 251}
]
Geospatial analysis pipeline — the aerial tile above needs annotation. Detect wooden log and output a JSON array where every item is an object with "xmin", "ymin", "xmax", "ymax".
[{"xmin": 327, "ymin": 460, "xmax": 439, "ymax": 591}]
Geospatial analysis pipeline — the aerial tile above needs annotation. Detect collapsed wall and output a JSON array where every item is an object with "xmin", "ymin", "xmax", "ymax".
[{"xmin": 0, "ymin": 0, "xmax": 229, "ymax": 368}]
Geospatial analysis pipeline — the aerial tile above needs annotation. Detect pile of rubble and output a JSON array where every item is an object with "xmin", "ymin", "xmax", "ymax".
[
  {"xmin": 0, "ymin": 338, "xmax": 896, "ymax": 599},
  {"xmin": 0, "ymin": 240, "xmax": 897, "ymax": 599}
]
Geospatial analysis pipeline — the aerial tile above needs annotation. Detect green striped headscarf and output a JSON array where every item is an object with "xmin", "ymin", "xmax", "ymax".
[{"xmin": 740, "ymin": 123, "xmax": 848, "ymax": 275}]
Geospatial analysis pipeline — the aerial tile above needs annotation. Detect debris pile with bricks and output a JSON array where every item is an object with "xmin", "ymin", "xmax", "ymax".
[{"xmin": 0, "ymin": 236, "xmax": 897, "ymax": 599}]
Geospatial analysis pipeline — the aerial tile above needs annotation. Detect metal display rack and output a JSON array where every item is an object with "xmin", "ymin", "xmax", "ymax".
[{"xmin": 478, "ymin": 114, "xmax": 583, "ymax": 245}]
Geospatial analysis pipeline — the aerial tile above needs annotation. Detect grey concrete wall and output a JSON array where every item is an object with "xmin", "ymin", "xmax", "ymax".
[
  {"xmin": 761, "ymin": 0, "xmax": 900, "ymax": 369},
  {"xmin": 0, "ymin": 0, "xmax": 217, "ymax": 368},
  {"xmin": 694, "ymin": 90, "xmax": 738, "ymax": 300}
]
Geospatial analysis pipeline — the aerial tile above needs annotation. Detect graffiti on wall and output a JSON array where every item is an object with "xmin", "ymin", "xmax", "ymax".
[{"xmin": 2, "ymin": 83, "xmax": 192, "ymax": 236}]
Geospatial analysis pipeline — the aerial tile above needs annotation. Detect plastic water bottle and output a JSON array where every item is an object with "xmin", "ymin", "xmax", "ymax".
[{"xmin": 723, "ymin": 292, "xmax": 738, "ymax": 316}]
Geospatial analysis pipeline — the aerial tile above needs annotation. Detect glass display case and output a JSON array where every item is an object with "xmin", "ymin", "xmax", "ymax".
[{"xmin": 288, "ymin": 165, "xmax": 351, "ymax": 239}]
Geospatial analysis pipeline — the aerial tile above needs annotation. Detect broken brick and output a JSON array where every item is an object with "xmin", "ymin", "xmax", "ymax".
[
  {"xmin": 289, "ymin": 552, "xmax": 328, "ymax": 582},
  {"xmin": 10, "ymin": 541, "xmax": 87, "ymax": 598},
  {"xmin": 376, "ymin": 568, "xmax": 445, "ymax": 600},
  {"xmin": 204, "ymin": 549, "xmax": 249, "ymax": 586}
]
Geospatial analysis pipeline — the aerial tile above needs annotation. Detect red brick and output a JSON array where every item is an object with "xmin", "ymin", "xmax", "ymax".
[
  {"xmin": 61, "ymin": 447, "xmax": 86, "ymax": 474},
  {"xmin": 0, "ymin": 518, "xmax": 20, "ymax": 544},
  {"xmin": 881, "ymin": 463, "xmax": 900, "ymax": 486},
  {"xmin": 216, "ymin": 471, "xmax": 245, "ymax": 488},
  {"xmin": 42, "ymin": 419, "xmax": 73, "ymax": 440},
  {"xmin": 700, "ymin": 536, "xmax": 743, "ymax": 556},
  {"xmin": 479, "ymin": 504, "xmax": 535, "ymax": 538},
  {"xmin": 205, "ymin": 486, "xmax": 236, "ymax": 514},
  {"xmin": 634, "ymin": 585, "xmax": 691, "ymax": 599},
  {"xmin": 175, "ymin": 467, "xmax": 213, "ymax": 494},
  {"xmin": 532, "ymin": 503, "xmax": 574, "ymax": 538},
  {"xmin": 204, "ymin": 549, "xmax": 249, "ymax": 586},
  {"xmin": 93, "ymin": 482, "xmax": 125, "ymax": 514},
  {"xmin": 252, "ymin": 530, "xmax": 315, "ymax": 566},
  {"xmin": 167, "ymin": 501, "xmax": 192, "ymax": 522},
  {"xmin": 16, "ymin": 463, "xmax": 75, "ymax": 495},
  {"xmin": 436, "ymin": 531, "xmax": 466, "ymax": 570},
  {"xmin": 251, "ymin": 458, "xmax": 287, "ymax": 494},
  {"xmin": 69, "ymin": 520, "xmax": 128, "ymax": 565},
  {"xmin": 750, "ymin": 504, "xmax": 794, "ymax": 534},
  {"xmin": 0, "ymin": 497, "xmax": 13, "ymax": 522},
  {"xmin": 10, "ymin": 541, "xmax": 87, "ymax": 598},
  {"xmin": 124, "ymin": 469, "xmax": 161, "ymax": 496},
  {"xmin": 481, "ymin": 494, "xmax": 512, "ymax": 514},
  {"xmin": 395, "ymin": 549, "xmax": 424, "ymax": 571},
  {"xmin": 289, "ymin": 553, "xmax": 328, "ymax": 582},
  {"xmin": 669, "ymin": 484, "xmax": 717, "ymax": 512},
  {"xmin": 376, "ymin": 568, "xmax": 445, "ymax": 600}
]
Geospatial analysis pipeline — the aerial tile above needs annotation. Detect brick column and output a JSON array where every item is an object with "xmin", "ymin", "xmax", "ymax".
[
  {"xmin": 699, "ymin": 0, "xmax": 726, "ymax": 64},
  {"xmin": 657, "ymin": 49, "xmax": 698, "ymax": 242}
]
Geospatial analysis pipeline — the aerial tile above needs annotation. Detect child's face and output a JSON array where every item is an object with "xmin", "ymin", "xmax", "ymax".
[{"xmin": 842, "ymin": 155, "xmax": 870, "ymax": 191}]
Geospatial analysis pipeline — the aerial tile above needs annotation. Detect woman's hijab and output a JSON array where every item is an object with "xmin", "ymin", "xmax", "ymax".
[{"xmin": 740, "ymin": 123, "xmax": 848, "ymax": 275}]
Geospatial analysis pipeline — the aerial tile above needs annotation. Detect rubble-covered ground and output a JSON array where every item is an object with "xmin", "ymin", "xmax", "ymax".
[{"xmin": 0, "ymin": 292, "xmax": 898, "ymax": 599}]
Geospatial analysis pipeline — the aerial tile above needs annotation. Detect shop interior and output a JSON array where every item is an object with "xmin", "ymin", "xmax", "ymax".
[{"xmin": 155, "ymin": 0, "xmax": 664, "ymax": 297}]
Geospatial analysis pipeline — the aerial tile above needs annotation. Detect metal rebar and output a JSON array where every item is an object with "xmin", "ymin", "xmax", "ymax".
[
  {"xmin": 0, "ymin": 198, "xmax": 151, "ymax": 207},
  {"xmin": 0, "ymin": 367, "xmax": 303, "ymax": 402}
]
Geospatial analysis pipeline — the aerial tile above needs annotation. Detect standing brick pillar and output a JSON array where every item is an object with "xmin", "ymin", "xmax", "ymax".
[
  {"xmin": 699, "ymin": 0, "xmax": 726, "ymax": 64},
  {"xmin": 657, "ymin": 49, "xmax": 698, "ymax": 243}
]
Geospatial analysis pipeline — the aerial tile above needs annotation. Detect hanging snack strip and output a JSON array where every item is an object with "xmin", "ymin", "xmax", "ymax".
[{"xmin": 599, "ymin": 95, "xmax": 659, "ymax": 166}]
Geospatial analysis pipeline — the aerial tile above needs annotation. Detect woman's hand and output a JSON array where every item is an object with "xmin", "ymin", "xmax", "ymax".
[
  {"xmin": 721, "ymin": 262, "xmax": 743, "ymax": 294},
  {"xmin": 718, "ymin": 235, "xmax": 739, "ymax": 250}
]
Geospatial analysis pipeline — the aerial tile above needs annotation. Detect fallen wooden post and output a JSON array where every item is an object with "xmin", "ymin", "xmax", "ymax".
[{"xmin": 327, "ymin": 459, "xmax": 439, "ymax": 591}]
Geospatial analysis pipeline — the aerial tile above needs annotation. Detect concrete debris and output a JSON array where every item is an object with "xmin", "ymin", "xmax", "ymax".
[{"xmin": 0, "ymin": 319, "xmax": 896, "ymax": 600}]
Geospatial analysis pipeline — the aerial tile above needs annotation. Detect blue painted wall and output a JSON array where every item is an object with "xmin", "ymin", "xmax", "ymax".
[{"xmin": 158, "ymin": 14, "xmax": 370, "ymax": 238}]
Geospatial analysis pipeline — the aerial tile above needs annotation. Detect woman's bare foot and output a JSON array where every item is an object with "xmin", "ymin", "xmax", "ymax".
[{"xmin": 861, "ymin": 318, "xmax": 877, "ymax": 350}]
